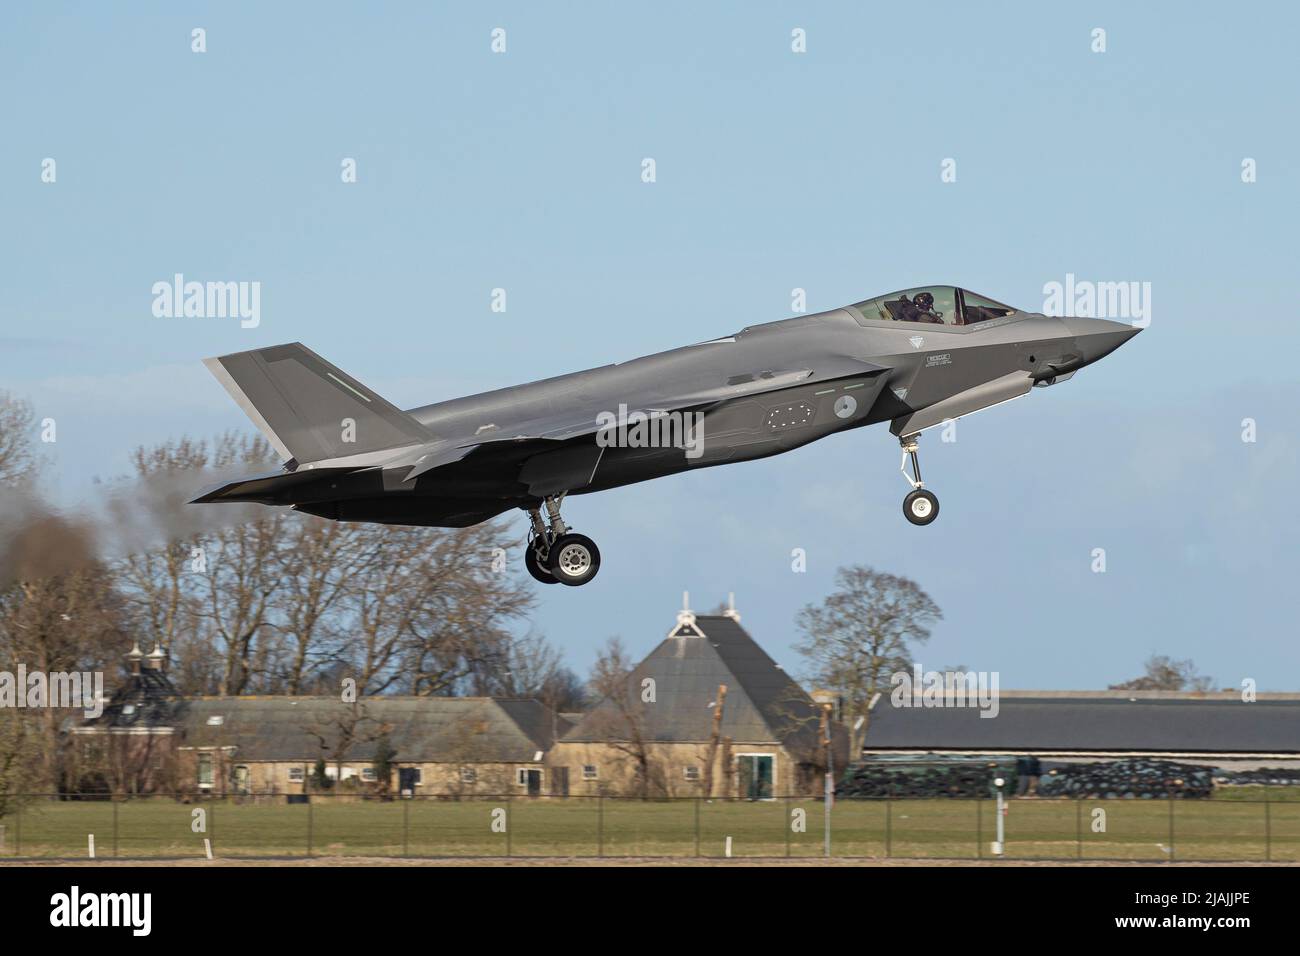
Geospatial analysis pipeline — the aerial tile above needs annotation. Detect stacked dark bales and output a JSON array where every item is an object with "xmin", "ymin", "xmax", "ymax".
[
  {"xmin": 1036, "ymin": 758, "xmax": 1215, "ymax": 799},
  {"xmin": 839, "ymin": 761, "xmax": 1009, "ymax": 798},
  {"xmin": 1214, "ymin": 767, "xmax": 1300, "ymax": 787}
]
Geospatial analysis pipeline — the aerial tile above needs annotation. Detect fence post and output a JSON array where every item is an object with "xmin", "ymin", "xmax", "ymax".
[
  {"xmin": 597, "ymin": 794, "xmax": 604, "ymax": 858},
  {"xmin": 885, "ymin": 788, "xmax": 893, "ymax": 859},
  {"xmin": 402, "ymin": 796, "xmax": 409, "ymax": 858},
  {"xmin": 1167, "ymin": 791, "xmax": 1175, "ymax": 862},
  {"xmin": 1264, "ymin": 797, "xmax": 1271, "ymax": 863},
  {"xmin": 506, "ymin": 793, "xmax": 512, "ymax": 858},
  {"xmin": 15, "ymin": 799, "xmax": 20, "ymax": 855},
  {"xmin": 785, "ymin": 796, "xmax": 791, "ymax": 859},
  {"xmin": 975, "ymin": 794, "xmax": 982, "ymax": 859},
  {"xmin": 694, "ymin": 797, "xmax": 700, "ymax": 858},
  {"xmin": 306, "ymin": 797, "xmax": 313, "ymax": 857},
  {"xmin": 113, "ymin": 799, "xmax": 119, "ymax": 858},
  {"xmin": 1076, "ymin": 798, "xmax": 1083, "ymax": 860}
]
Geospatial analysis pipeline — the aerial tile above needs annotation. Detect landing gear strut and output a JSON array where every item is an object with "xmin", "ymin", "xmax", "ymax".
[
  {"xmin": 523, "ymin": 494, "xmax": 602, "ymax": 587},
  {"xmin": 899, "ymin": 433, "xmax": 939, "ymax": 526}
]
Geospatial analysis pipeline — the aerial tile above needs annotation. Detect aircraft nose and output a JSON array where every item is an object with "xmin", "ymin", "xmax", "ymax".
[{"xmin": 1060, "ymin": 316, "xmax": 1142, "ymax": 366}]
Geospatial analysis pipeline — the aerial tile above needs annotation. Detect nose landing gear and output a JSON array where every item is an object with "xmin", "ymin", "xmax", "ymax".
[
  {"xmin": 523, "ymin": 494, "xmax": 602, "ymax": 586},
  {"xmin": 899, "ymin": 433, "xmax": 940, "ymax": 526}
]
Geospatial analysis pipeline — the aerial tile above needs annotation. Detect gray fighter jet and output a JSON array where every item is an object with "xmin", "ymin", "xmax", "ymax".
[{"xmin": 194, "ymin": 284, "xmax": 1140, "ymax": 586}]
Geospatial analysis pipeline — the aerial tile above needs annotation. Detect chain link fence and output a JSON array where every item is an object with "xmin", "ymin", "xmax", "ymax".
[{"xmin": 1, "ymin": 791, "xmax": 1296, "ymax": 861}]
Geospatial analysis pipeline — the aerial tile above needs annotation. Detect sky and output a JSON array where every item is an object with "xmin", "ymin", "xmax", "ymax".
[{"xmin": 2, "ymin": 2, "xmax": 1297, "ymax": 689}]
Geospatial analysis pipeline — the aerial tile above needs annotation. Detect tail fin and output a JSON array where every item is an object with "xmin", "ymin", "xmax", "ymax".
[{"xmin": 204, "ymin": 343, "xmax": 433, "ymax": 464}]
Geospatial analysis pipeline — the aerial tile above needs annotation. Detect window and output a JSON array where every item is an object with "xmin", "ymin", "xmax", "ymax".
[
  {"xmin": 683, "ymin": 766, "xmax": 700, "ymax": 782},
  {"xmin": 206, "ymin": 715, "xmax": 224, "ymax": 726},
  {"xmin": 958, "ymin": 289, "xmax": 1018, "ymax": 325},
  {"xmin": 582, "ymin": 765, "xmax": 598, "ymax": 781},
  {"xmin": 197, "ymin": 753, "xmax": 213, "ymax": 788},
  {"xmin": 460, "ymin": 768, "xmax": 477, "ymax": 784},
  {"xmin": 233, "ymin": 765, "xmax": 250, "ymax": 794},
  {"xmin": 853, "ymin": 287, "xmax": 958, "ymax": 326},
  {"xmin": 361, "ymin": 767, "xmax": 377, "ymax": 782},
  {"xmin": 288, "ymin": 767, "xmax": 305, "ymax": 783}
]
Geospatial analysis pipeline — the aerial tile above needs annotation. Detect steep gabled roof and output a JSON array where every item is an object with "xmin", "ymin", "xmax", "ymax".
[{"xmin": 562, "ymin": 615, "xmax": 823, "ymax": 753}]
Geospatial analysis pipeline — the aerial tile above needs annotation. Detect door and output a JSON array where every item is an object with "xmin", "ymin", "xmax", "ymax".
[
  {"xmin": 398, "ymin": 767, "xmax": 419, "ymax": 795},
  {"xmin": 736, "ymin": 755, "xmax": 774, "ymax": 800},
  {"xmin": 551, "ymin": 766, "xmax": 570, "ymax": 797},
  {"xmin": 523, "ymin": 769, "xmax": 542, "ymax": 796}
]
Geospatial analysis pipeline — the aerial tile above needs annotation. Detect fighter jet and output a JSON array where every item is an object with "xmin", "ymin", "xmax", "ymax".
[{"xmin": 193, "ymin": 284, "xmax": 1140, "ymax": 586}]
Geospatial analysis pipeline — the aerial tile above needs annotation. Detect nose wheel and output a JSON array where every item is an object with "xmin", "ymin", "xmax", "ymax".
[
  {"xmin": 899, "ymin": 434, "xmax": 940, "ymax": 526},
  {"xmin": 523, "ymin": 494, "xmax": 602, "ymax": 587}
]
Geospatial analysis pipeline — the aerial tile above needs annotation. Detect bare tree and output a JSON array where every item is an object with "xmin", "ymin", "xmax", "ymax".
[
  {"xmin": 794, "ymin": 565, "xmax": 942, "ymax": 761},
  {"xmin": 585, "ymin": 637, "xmax": 665, "ymax": 798},
  {"xmin": 0, "ymin": 392, "xmax": 39, "ymax": 486},
  {"xmin": 1110, "ymin": 655, "xmax": 1214, "ymax": 692}
]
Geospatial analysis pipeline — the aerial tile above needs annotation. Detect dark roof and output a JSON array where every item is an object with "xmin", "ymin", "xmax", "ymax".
[
  {"xmin": 562, "ymin": 615, "xmax": 827, "ymax": 755},
  {"xmin": 86, "ymin": 667, "xmax": 179, "ymax": 729},
  {"xmin": 861, "ymin": 696, "xmax": 1300, "ymax": 755},
  {"xmin": 173, "ymin": 697, "xmax": 554, "ymax": 763}
]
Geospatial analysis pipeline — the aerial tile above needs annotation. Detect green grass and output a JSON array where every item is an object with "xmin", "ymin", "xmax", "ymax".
[{"xmin": 1, "ymin": 797, "xmax": 1296, "ymax": 861}]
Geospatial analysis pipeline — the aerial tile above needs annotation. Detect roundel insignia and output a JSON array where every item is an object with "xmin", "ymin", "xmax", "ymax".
[{"xmin": 834, "ymin": 394, "xmax": 857, "ymax": 419}]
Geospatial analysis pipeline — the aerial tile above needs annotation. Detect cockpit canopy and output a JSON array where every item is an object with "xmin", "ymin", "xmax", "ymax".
[{"xmin": 850, "ymin": 286, "xmax": 1019, "ymax": 327}]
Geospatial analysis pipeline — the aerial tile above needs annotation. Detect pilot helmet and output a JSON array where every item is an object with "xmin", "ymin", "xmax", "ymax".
[{"xmin": 912, "ymin": 292, "xmax": 934, "ymax": 310}]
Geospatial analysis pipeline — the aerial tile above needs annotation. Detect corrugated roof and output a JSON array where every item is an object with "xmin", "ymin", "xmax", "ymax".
[
  {"xmin": 562, "ymin": 615, "xmax": 823, "ymax": 753},
  {"xmin": 861, "ymin": 696, "xmax": 1300, "ymax": 754}
]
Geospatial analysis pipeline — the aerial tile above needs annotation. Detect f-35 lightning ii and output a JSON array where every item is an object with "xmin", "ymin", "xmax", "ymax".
[{"xmin": 193, "ymin": 284, "xmax": 1141, "ymax": 587}]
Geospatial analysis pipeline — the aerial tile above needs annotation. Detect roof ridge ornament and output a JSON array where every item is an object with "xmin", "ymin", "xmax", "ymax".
[
  {"xmin": 722, "ymin": 592, "xmax": 740, "ymax": 622},
  {"xmin": 668, "ymin": 591, "xmax": 704, "ymax": 638}
]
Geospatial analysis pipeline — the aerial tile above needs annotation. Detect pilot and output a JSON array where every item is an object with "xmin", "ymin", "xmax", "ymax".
[{"xmin": 895, "ymin": 292, "xmax": 944, "ymax": 323}]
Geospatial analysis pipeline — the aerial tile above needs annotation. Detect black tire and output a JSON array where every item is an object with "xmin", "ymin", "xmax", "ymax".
[
  {"xmin": 524, "ymin": 543, "xmax": 558, "ymax": 584},
  {"xmin": 546, "ymin": 533, "xmax": 601, "ymax": 586},
  {"xmin": 903, "ymin": 489, "xmax": 939, "ymax": 526}
]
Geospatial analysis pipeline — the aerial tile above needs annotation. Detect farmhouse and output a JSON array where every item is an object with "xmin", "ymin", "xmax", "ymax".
[
  {"xmin": 73, "ymin": 645, "xmax": 567, "ymax": 797},
  {"xmin": 549, "ymin": 601, "xmax": 849, "ymax": 798}
]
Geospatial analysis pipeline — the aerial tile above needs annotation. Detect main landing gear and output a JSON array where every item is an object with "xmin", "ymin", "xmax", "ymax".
[
  {"xmin": 899, "ymin": 433, "xmax": 940, "ymax": 526},
  {"xmin": 523, "ymin": 494, "xmax": 601, "ymax": 587}
]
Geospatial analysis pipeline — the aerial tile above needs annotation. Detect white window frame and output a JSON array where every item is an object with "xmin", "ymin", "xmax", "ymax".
[
  {"xmin": 582, "ymin": 764, "xmax": 598, "ymax": 781},
  {"xmin": 683, "ymin": 766, "xmax": 700, "ymax": 782},
  {"xmin": 516, "ymin": 767, "xmax": 543, "ymax": 787},
  {"xmin": 734, "ymin": 752, "xmax": 778, "ymax": 801}
]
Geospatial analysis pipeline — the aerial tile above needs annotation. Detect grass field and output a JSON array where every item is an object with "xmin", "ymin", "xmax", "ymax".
[{"xmin": 3, "ymin": 796, "xmax": 1298, "ymax": 862}]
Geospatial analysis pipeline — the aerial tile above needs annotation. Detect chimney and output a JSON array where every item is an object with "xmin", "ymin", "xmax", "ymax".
[
  {"xmin": 675, "ymin": 591, "xmax": 696, "ymax": 631},
  {"xmin": 126, "ymin": 640, "xmax": 143, "ymax": 676},
  {"xmin": 145, "ymin": 642, "xmax": 168, "ymax": 673}
]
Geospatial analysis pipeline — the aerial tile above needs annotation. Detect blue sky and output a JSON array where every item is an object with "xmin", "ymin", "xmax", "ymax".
[{"xmin": 3, "ymin": 2, "xmax": 1297, "ymax": 688}]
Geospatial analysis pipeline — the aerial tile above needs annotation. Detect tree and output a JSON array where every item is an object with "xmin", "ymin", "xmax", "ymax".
[
  {"xmin": 794, "ymin": 565, "xmax": 942, "ymax": 761},
  {"xmin": 585, "ymin": 637, "xmax": 665, "ymax": 798},
  {"xmin": 1109, "ymin": 655, "xmax": 1214, "ymax": 692},
  {"xmin": 371, "ymin": 731, "xmax": 397, "ymax": 797},
  {"xmin": 0, "ymin": 391, "xmax": 39, "ymax": 486}
]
